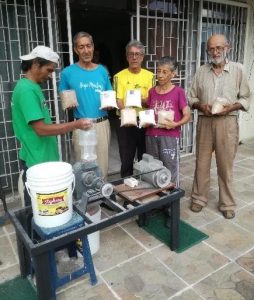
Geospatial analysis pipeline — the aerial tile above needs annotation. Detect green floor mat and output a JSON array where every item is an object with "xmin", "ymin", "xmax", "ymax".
[
  {"xmin": 143, "ymin": 213, "xmax": 209, "ymax": 253},
  {"xmin": 0, "ymin": 276, "xmax": 37, "ymax": 300}
]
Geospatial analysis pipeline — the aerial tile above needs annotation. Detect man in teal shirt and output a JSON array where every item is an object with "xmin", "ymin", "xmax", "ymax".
[{"xmin": 59, "ymin": 32, "xmax": 113, "ymax": 179}]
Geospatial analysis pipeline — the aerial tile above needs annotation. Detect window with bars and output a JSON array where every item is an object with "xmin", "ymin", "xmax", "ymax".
[{"xmin": 0, "ymin": 0, "xmax": 65, "ymax": 199}]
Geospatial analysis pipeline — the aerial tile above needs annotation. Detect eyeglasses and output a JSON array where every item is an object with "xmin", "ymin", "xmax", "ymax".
[
  {"xmin": 127, "ymin": 52, "xmax": 144, "ymax": 58},
  {"xmin": 206, "ymin": 46, "xmax": 225, "ymax": 55}
]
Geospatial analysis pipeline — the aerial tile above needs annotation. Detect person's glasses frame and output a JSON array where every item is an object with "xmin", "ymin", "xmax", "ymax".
[
  {"xmin": 127, "ymin": 52, "xmax": 144, "ymax": 58},
  {"xmin": 206, "ymin": 46, "xmax": 226, "ymax": 55}
]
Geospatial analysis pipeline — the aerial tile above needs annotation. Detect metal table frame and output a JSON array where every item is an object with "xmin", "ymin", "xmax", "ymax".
[{"xmin": 9, "ymin": 182, "xmax": 184, "ymax": 300}]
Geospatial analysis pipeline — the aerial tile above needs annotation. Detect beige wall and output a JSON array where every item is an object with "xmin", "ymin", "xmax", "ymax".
[{"xmin": 239, "ymin": 0, "xmax": 254, "ymax": 141}]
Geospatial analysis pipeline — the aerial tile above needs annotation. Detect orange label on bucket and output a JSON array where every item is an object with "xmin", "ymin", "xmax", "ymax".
[{"xmin": 36, "ymin": 188, "xmax": 69, "ymax": 216}]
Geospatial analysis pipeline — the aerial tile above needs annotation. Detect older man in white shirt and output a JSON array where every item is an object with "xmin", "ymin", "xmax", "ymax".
[{"xmin": 188, "ymin": 34, "xmax": 251, "ymax": 219}]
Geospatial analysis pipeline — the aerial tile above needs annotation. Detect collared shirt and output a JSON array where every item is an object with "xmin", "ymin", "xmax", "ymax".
[{"xmin": 188, "ymin": 61, "xmax": 251, "ymax": 115}]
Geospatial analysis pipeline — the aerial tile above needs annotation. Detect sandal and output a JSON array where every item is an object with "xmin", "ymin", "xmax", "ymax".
[
  {"xmin": 191, "ymin": 203, "xmax": 203, "ymax": 213},
  {"xmin": 222, "ymin": 210, "xmax": 235, "ymax": 219}
]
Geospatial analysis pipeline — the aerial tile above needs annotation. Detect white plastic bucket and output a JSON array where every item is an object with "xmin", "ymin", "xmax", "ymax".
[
  {"xmin": 87, "ymin": 205, "xmax": 101, "ymax": 255},
  {"xmin": 25, "ymin": 161, "xmax": 75, "ymax": 228}
]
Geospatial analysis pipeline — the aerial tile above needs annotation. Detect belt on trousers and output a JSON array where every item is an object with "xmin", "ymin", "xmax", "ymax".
[
  {"xmin": 76, "ymin": 116, "xmax": 108, "ymax": 123},
  {"xmin": 198, "ymin": 114, "xmax": 238, "ymax": 118}
]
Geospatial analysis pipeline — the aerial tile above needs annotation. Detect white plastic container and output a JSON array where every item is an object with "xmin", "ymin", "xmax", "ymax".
[
  {"xmin": 25, "ymin": 161, "xmax": 74, "ymax": 228},
  {"xmin": 87, "ymin": 204, "xmax": 101, "ymax": 255},
  {"xmin": 79, "ymin": 126, "xmax": 97, "ymax": 161}
]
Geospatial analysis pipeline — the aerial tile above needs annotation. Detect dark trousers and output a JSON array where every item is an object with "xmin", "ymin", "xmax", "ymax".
[
  {"xmin": 116, "ymin": 118, "xmax": 146, "ymax": 178},
  {"xmin": 20, "ymin": 160, "xmax": 31, "ymax": 207}
]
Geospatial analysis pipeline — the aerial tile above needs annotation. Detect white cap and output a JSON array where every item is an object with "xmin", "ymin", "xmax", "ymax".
[{"xmin": 20, "ymin": 45, "xmax": 59, "ymax": 64}]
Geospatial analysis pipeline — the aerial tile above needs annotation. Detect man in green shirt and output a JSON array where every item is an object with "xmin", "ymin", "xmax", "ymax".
[{"xmin": 12, "ymin": 45, "xmax": 92, "ymax": 205}]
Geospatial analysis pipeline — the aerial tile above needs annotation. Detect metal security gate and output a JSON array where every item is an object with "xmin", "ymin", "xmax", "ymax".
[
  {"xmin": 0, "ymin": 0, "xmax": 67, "ymax": 201},
  {"xmin": 198, "ymin": 0, "xmax": 248, "ymax": 65},
  {"xmin": 194, "ymin": 0, "xmax": 249, "ymax": 150},
  {"xmin": 132, "ymin": 0, "xmax": 248, "ymax": 156},
  {"xmin": 131, "ymin": 0, "xmax": 198, "ymax": 156}
]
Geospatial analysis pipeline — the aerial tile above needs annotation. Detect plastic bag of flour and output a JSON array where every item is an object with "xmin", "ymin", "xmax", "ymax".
[
  {"xmin": 212, "ymin": 97, "xmax": 229, "ymax": 114},
  {"xmin": 157, "ymin": 110, "xmax": 174, "ymax": 127},
  {"xmin": 138, "ymin": 109, "xmax": 156, "ymax": 128},
  {"xmin": 100, "ymin": 90, "xmax": 118, "ymax": 109},
  {"xmin": 120, "ymin": 108, "xmax": 137, "ymax": 127},
  {"xmin": 125, "ymin": 89, "xmax": 142, "ymax": 108},
  {"xmin": 60, "ymin": 90, "xmax": 78, "ymax": 110}
]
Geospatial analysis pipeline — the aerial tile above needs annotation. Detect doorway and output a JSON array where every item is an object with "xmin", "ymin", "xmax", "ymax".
[
  {"xmin": 57, "ymin": 1, "xmax": 133, "ymax": 174},
  {"xmin": 61, "ymin": 2, "xmax": 131, "ymax": 80}
]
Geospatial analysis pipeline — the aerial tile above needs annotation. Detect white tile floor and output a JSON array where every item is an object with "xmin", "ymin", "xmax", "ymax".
[{"xmin": 0, "ymin": 138, "xmax": 254, "ymax": 299}]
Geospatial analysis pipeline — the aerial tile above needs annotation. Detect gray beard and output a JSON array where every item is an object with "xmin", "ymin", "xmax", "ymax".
[{"xmin": 208, "ymin": 51, "xmax": 227, "ymax": 65}]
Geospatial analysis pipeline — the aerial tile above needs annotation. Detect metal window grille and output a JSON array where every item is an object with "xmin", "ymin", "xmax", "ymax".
[
  {"xmin": 0, "ymin": 0, "xmax": 66, "ymax": 201},
  {"xmin": 132, "ymin": 0, "xmax": 248, "ymax": 156}
]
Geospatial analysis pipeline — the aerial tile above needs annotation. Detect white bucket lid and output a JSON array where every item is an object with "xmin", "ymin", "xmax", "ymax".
[{"xmin": 27, "ymin": 161, "xmax": 73, "ymax": 180}]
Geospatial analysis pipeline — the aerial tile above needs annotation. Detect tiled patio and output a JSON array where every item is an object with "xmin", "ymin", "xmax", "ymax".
[{"xmin": 0, "ymin": 138, "xmax": 254, "ymax": 299}]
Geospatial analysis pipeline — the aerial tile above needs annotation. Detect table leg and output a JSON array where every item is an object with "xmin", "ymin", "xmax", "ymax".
[
  {"xmin": 33, "ymin": 252, "xmax": 55, "ymax": 300},
  {"xmin": 170, "ymin": 198, "xmax": 180, "ymax": 250},
  {"xmin": 16, "ymin": 234, "xmax": 30, "ymax": 277},
  {"xmin": 137, "ymin": 213, "xmax": 147, "ymax": 227},
  {"xmin": 0, "ymin": 184, "xmax": 7, "ymax": 213}
]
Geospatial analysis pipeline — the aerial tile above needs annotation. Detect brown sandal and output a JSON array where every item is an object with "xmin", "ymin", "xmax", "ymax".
[
  {"xmin": 191, "ymin": 203, "xmax": 203, "ymax": 213},
  {"xmin": 223, "ymin": 211, "xmax": 235, "ymax": 219}
]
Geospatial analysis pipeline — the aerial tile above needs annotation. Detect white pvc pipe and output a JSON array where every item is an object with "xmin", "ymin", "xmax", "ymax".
[
  {"xmin": 66, "ymin": 0, "xmax": 74, "ymax": 64},
  {"xmin": 136, "ymin": 0, "xmax": 140, "ymax": 40},
  {"xmin": 209, "ymin": 0, "xmax": 248, "ymax": 8},
  {"xmin": 46, "ymin": 0, "xmax": 62, "ymax": 157}
]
